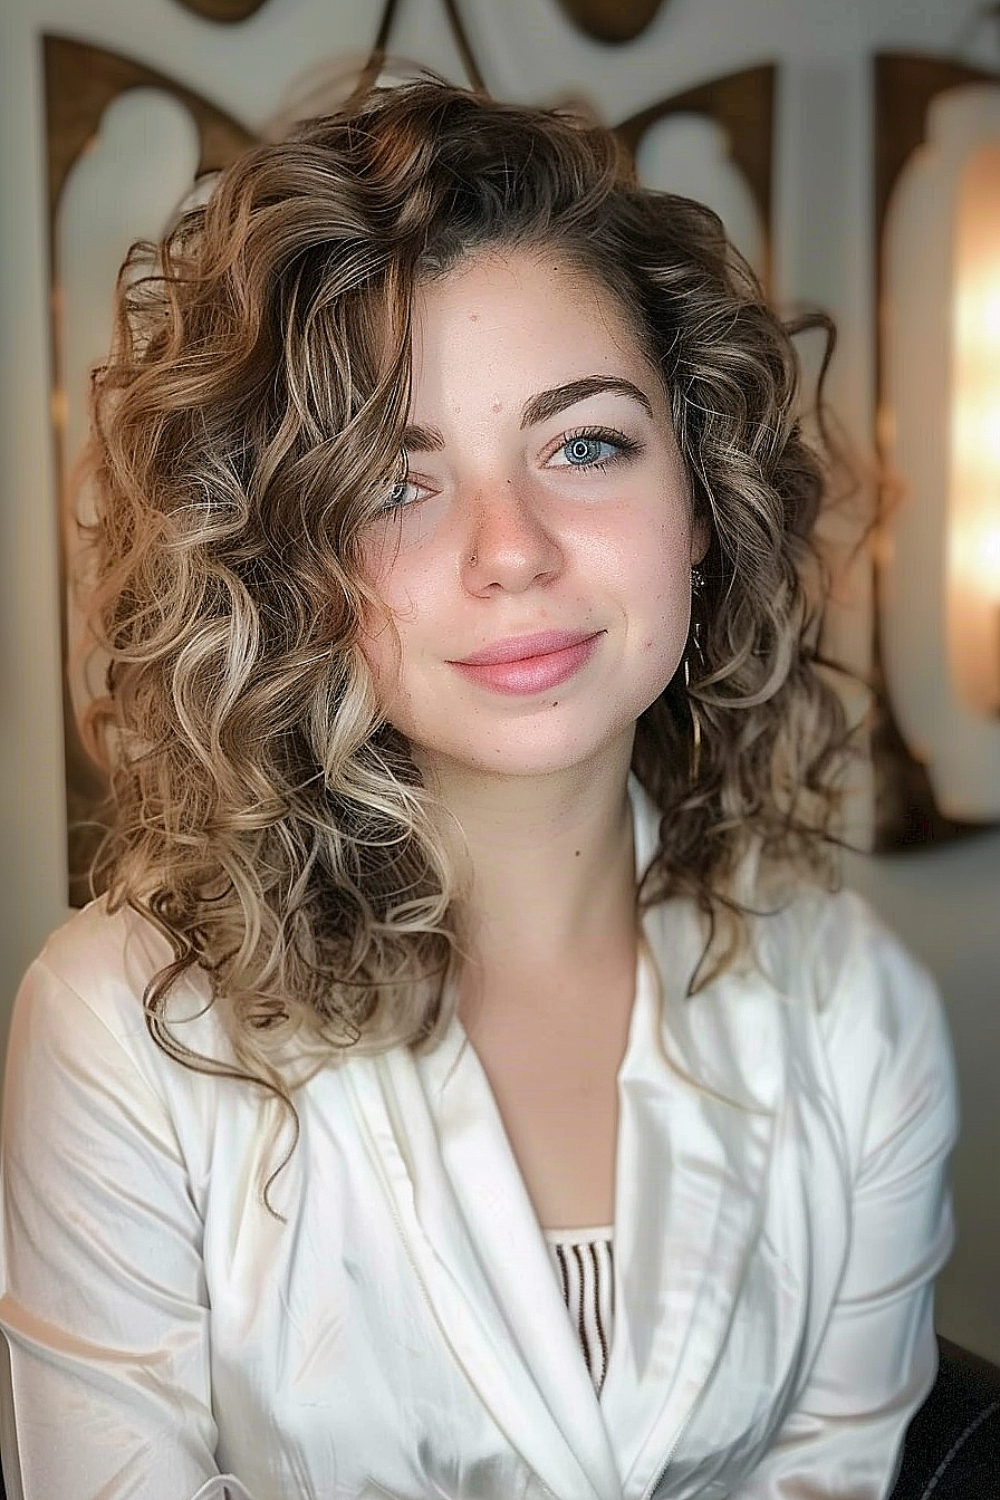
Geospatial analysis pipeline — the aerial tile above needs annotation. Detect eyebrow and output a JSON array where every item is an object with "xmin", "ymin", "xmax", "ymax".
[
  {"xmin": 399, "ymin": 422, "xmax": 446, "ymax": 454},
  {"xmin": 399, "ymin": 375, "xmax": 654, "ymax": 455},
  {"xmin": 520, "ymin": 376, "xmax": 654, "ymax": 428}
]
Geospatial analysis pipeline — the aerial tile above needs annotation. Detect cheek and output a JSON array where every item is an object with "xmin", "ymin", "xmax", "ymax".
[
  {"xmin": 609, "ymin": 511, "xmax": 694, "ymax": 605},
  {"xmin": 356, "ymin": 599, "xmax": 403, "ymax": 708},
  {"xmin": 361, "ymin": 528, "xmax": 446, "ymax": 625},
  {"xmin": 630, "ymin": 532, "xmax": 695, "ymax": 667},
  {"xmin": 355, "ymin": 545, "xmax": 427, "ymax": 692},
  {"xmin": 356, "ymin": 568, "xmax": 439, "ymax": 733}
]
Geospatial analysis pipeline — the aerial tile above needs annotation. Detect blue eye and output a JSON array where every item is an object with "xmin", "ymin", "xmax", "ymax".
[
  {"xmin": 562, "ymin": 435, "xmax": 619, "ymax": 466},
  {"xmin": 381, "ymin": 476, "xmax": 423, "ymax": 511},
  {"xmin": 550, "ymin": 427, "xmax": 640, "ymax": 471}
]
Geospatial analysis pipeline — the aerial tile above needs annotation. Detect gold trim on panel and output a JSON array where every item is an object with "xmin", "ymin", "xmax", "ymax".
[
  {"xmin": 366, "ymin": 0, "xmax": 486, "ymax": 89},
  {"xmin": 616, "ymin": 65, "xmax": 774, "ymax": 289}
]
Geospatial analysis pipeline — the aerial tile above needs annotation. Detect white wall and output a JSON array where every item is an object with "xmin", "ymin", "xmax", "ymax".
[{"xmin": 1, "ymin": 0, "xmax": 998, "ymax": 1359}]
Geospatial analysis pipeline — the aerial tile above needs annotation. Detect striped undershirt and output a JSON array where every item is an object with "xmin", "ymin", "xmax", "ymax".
[{"xmin": 543, "ymin": 1226, "xmax": 614, "ymax": 1394}]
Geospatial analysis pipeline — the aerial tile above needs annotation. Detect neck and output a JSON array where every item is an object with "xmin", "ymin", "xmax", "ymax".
[{"xmin": 420, "ymin": 741, "xmax": 638, "ymax": 1021}]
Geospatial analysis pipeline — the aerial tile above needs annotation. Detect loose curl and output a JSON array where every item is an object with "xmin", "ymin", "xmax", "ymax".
[{"xmin": 81, "ymin": 77, "xmax": 849, "ymax": 1120}]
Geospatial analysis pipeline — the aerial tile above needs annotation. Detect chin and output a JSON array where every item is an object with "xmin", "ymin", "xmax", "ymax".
[
  {"xmin": 423, "ymin": 715, "xmax": 640, "ymax": 783},
  {"xmin": 398, "ymin": 672, "xmax": 676, "ymax": 784}
]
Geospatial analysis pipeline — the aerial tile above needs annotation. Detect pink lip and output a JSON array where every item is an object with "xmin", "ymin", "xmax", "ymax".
[
  {"xmin": 455, "ymin": 630, "xmax": 599, "ymax": 666},
  {"xmin": 449, "ymin": 630, "xmax": 602, "ymax": 696}
]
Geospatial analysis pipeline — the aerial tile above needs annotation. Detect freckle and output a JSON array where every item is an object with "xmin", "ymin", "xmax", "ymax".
[{"xmin": 574, "ymin": 849, "xmax": 581, "ymax": 858}]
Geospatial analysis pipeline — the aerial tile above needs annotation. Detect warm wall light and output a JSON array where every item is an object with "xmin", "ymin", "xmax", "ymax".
[
  {"xmin": 873, "ymin": 54, "xmax": 1000, "ymax": 847},
  {"xmin": 949, "ymin": 140, "xmax": 1000, "ymax": 717}
]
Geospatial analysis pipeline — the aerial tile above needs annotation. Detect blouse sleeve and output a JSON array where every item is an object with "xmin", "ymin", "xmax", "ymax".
[
  {"xmin": 0, "ymin": 954, "xmax": 224, "ymax": 1500},
  {"xmin": 734, "ymin": 900, "xmax": 960, "ymax": 1499}
]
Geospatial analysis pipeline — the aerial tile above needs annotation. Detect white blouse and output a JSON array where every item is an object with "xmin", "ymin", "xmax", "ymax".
[{"xmin": 0, "ymin": 782, "xmax": 959, "ymax": 1500}]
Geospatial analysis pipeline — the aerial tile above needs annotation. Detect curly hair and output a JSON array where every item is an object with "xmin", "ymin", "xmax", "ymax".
[{"xmin": 81, "ymin": 77, "xmax": 848, "ymax": 1109}]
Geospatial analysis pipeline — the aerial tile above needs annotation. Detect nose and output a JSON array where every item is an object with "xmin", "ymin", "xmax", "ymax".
[{"xmin": 460, "ymin": 479, "xmax": 564, "ymax": 596}]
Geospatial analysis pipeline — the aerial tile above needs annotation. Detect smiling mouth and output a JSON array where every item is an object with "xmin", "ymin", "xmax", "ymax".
[
  {"xmin": 452, "ymin": 630, "xmax": 601, "ymax": 666},
  {"xmin": 449, "ymin": 631, "xmax": 603, "ymax": 695}
]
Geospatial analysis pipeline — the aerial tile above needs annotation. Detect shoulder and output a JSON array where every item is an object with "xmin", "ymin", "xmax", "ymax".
[
  {"xmin": 749, "ymin": 881, "xmax": 936, "ymax": 1020},
  {"xmin": 749, "ymin": 880, "xmax": 952, "ymax": 1054},
  {"xmin": 753, "ymin": 885, "xmax": 959, "ymax": 1170},
  {"xmin": 4, "ymin": 903, "xmax": 253, "ymax": 1219},
  {"xmin": 12, "ymin": 897, "xmax": 232, "ymax": 1080}
]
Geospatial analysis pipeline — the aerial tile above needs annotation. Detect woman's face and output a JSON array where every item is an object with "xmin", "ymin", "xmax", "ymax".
[{"xmin": 360, "ymin": 248, "xmax": 706, "ymax": 783}]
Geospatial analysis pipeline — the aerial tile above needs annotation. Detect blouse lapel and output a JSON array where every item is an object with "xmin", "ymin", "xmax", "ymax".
[
  {"xmin": 343, "ymin": 1030, "xmax": 623, "ymax": 1500},
  {"xmin": 421, "ymin": 1029, "xmax": 625, "ymax": 1496},
  {"xmin": 601, "ymin": 782, "xmax": 786, "ymax": 1497}
]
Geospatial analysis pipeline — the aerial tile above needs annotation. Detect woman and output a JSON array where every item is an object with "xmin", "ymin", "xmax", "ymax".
[{"xmin": 0, "ymin": 79, "xmax": 957, "ymax": 1500}]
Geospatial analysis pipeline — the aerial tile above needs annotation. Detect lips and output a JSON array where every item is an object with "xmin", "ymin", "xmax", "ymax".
[
  {"xmin": 449, "ymin": 630, "xmax": 603, "ymax": 696},
  {"xmin": 453, "ymin": 630, "xmax": 600, "ymax": 666}
]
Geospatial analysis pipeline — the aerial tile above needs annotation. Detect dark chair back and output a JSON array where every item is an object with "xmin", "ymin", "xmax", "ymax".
[{"xmin": 890, "ymin": 1337, "xmax": 1000, "ymax": 1499}]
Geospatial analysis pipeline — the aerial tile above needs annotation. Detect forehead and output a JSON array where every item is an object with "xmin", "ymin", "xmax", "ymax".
[{"xmin": 407, "ymin": 249, "xmax": 660, "ymax": 409}]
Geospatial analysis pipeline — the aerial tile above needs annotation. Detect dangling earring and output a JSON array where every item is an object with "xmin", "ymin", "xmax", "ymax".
[{"xmin": 685, "ymin": 567, "xmax": 706, "ymax": 785}]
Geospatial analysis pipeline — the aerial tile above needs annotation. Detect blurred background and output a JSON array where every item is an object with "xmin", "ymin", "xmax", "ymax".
[{"xmin": 1, "ymin": 0, "xmax": 998, "ymax": 1360}]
